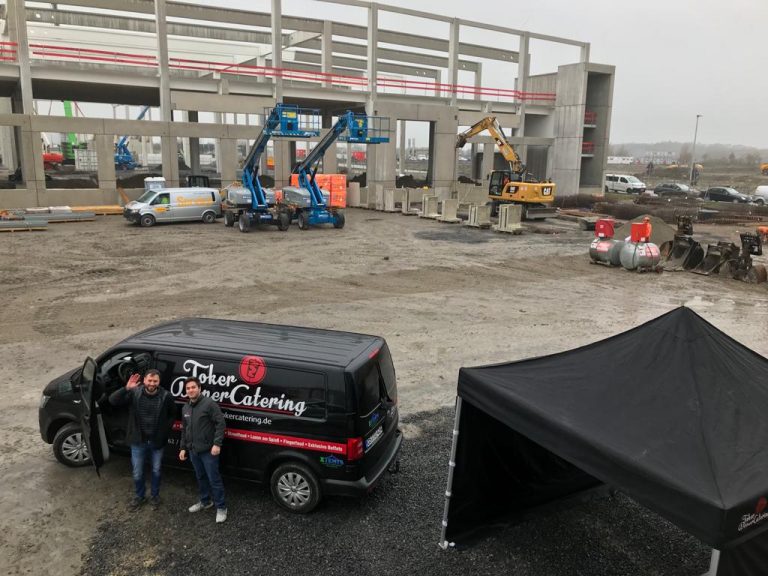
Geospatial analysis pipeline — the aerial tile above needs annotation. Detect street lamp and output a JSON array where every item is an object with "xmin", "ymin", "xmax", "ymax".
[{"xmin": 689, "ymin": 114, "xmax": 702, "ymax": 186}]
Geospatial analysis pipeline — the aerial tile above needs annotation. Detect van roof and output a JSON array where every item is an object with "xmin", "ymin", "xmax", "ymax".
[
  {"xmin": 156, "ymin": 187, "xmax": 220, "ymax": 193},
  {"xmin": 119, "ymin": 318, "xmax": 383, "ymax": 368}
]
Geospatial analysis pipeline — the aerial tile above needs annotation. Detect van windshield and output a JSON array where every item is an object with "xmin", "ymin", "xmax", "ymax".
[
  {"xmin": 626, "ymin": 176, "xmax": 643, "ymax": 184},
  {"xmin": 137, "ymin": 190, "xmax": 156, "ymax": 204}
]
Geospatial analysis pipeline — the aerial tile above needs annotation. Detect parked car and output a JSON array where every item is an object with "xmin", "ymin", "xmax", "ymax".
[
  {"xmin": 38, "ymin": 319, "xmax": 403, "ymax": 513},
  {"xmin": 753, "ymin": 185, "xmax": 768, "ymax": 205},
  {"xmin": 653, "ymin": 183, "xmax": 693, "ymax": 198},
  {"xmin": 699, "ymin": 187, "xmax": 753, "ymax": 204},
  {"xmin": 605, "ymin": 174, "xmax": 646, "ymax": 194}
]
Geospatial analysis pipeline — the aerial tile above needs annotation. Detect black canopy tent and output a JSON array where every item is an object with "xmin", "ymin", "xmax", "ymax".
[{"xmin": 440, "ymin": 307, "xmax": 768, "ymax": 575}]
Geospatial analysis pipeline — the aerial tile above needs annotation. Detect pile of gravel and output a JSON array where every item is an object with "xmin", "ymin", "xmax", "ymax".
[{"xmin": 81, "ymin": 407, "xmax": 709, "ymax": 576}]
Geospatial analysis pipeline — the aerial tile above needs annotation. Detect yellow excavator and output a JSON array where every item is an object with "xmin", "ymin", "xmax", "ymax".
[{"xmin": 456, "ymin": 116, "xmax": 556, "ymax": 219}]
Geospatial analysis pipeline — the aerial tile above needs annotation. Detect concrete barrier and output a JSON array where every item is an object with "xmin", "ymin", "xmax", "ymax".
[
  {"xmin": 359, "ymin": 186, "xmax": 369, "ymax": 208},
  {"xmin": 419, "ymin": 194, "xmax": 440, "ymax": 219},
  {"xmin": 383, "ymin": 189, "xmax": 398, "ymax": 212},
  {"xmin": 464, "ymin": 204, "xmax": 491, "ymax": 228},
  {"xmin": 493, "ymin": 204, "xmax": 522, "ymax": 234},
  {"xmin": 401, "ymin": 188, "xmax": 419, "ymax": 215},
  {"xmin": 347, "ymin": 182, "xmax": 361, "ymax": 207},
  {"xmin": 438, "ymin": 198, "xmax": 461, "ymax": 223},
  {"xmin": 456, "ymin": 183, "xmax": 488, "ymax": 206}
]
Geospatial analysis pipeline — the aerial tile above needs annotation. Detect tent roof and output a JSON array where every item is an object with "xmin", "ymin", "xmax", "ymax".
[{"xmin": 458, "ymin": 307, "xmax": 768, "ymax": 547}]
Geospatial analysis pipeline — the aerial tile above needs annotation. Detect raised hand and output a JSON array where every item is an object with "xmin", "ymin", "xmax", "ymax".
[{"xmin": 126, "ymin": 373, "xmax": 141, "ymax": 390}]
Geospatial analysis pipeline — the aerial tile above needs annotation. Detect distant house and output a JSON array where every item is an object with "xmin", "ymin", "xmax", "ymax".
[{"xmin": 608, "ymin": 156, "xmax": 634, "ymax": 165}]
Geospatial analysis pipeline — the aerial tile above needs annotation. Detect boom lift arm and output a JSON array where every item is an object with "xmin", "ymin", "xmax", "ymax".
[
  {"xmin": 456, "ymin": 116, "xmax": 524, "ymax": 175},
  {"xmin": 293, "ymin": 110, "xmax": 387, "ymax": 210}
]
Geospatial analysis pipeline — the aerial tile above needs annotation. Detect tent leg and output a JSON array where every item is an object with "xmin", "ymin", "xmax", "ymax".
[
  {"xmin": 439, "ymin": 396, "xmax": 462, "ymax": 550},
  {"xmin": 702, "ymin": 549, "xmax": 719, "ymax": 576}
]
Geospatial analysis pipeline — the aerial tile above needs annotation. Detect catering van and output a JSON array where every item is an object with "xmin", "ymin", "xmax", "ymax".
[
  {"xmin": 38, "ymin": 319, "xmax": 402, "ymax": 513},
  {"xmin": 123, "ymin": 187, "xmax": 222, "ymax": 227}
]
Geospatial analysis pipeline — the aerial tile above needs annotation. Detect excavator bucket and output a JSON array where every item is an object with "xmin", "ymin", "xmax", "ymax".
[
  {"xmin": 660, "ymin": 236, "xmax": 705, "ymax": 271},
  {"xmin": 690, "ymin": 242, "xmax": 739, "ymax": 276}
]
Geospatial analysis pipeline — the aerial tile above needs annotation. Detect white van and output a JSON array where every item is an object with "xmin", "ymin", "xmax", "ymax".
[
  {"xmin": 123, "ymin": 187, "xmax": 222, "ymax": 227},
  {"xmin": 605, "ymin": 174, "xmax": 646, "ymax": 194},
  {"xmin": 753, "ymin": 185, "xmax": 768, "ymax": 206}
]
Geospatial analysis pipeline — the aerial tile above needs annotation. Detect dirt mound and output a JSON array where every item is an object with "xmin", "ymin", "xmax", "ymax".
[
  {"xmin": 117, "ymin": 173, "xmax": 162, "ymax": 188},
  {"xmin": 457, "ymin": 175, "xmax": 478, "ymax": 184},
  {"xmin": 396, "ymin": 174, "xmax": 427, "ymax": 188},
  {"xmin": 350, "ymin": 172, "xmax": 367, "ymax": 188}
]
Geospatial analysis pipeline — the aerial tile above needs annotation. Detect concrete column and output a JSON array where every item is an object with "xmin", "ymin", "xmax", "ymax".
[
  {"xmin": 219, "ymin": 138, "xmax": 237, "ymax": 185},
  {"xmin": 482, "ymin": 141, "xmax": 494, "ymax": 184},
  {"xmin": 398, "ymin": 119, "xmax": 406, "ymax": 174},
  {"xmin": 273, "ymin": 139, "xmax": 291, "ymax": 189},
  {"xmin": 365, "ymin": 101, "xmax": 396, "ymax": 193},
  {"xmin": 447, "ymin": 18, "xmax": 459, "ymax": 106},
  {"xmin": 188, "ymin": 110, "xmax": 200, "ymax": 173},
  {"xmin": 517, "ymin": 33, "xmax": 530, "ymax": 165},
  {"xmin": 433, "ymin": 70, "xmax": 441, "ymax": 97},
  {"xmin": 7, "ymin": 0, "xmax": 33, "ymax": 115},
  {"xmin": 19, "ymin": 127, "xmax": 45, "ymax": 201},
  {"xmin": 321, "ymin": 113, "xmax": 338, "ymax": 174},
  {"xmin": 95, "ymin": 133, "xmax": 117, "ymax": 200},
  {"xmin": 474, "ymin": 62, "xmax": 482, "ymax": 101},
  {"xmin": 256, "ymin": 56, "xmax": 267, "ymax": 83},
  {"xmin": 213, "ymin": 80, "xmax": 228, "ymax": 174},
  {"xmin": 366, "ymin": 4, "xmax": 377, "ymax": 96},
  {"xmin": 470, "ymin": 143, "xmax": 479, "ymax": 180},
  {"xmin": 272, "ymin": 0, "xmax": 283, "ymax": 101},
  {"xmin": 160, "ymin": 132, "xmax": 179, "ymax": 187},
  {"xmin": 321, "ymin": 20, "xmax": 332, "ymax": 88},
  {"xmin": 0, "ymin": 98, "xmax": 16, "ymax": 169},
  {"xmin": 581, "ymin": 43, "xmax": 591, "ymax": 63},
  {"xmin": 154, "ymin": 0, "xmax": 171, "ymax": 122},
  {"xmin": 180, "ymin": 111, "xmax": 191, "ymax": 169}
]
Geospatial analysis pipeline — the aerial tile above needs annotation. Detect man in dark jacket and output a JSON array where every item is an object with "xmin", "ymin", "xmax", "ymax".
[
  {"xmin": 178, "ymin": 377, "xmax": 227, "ymax": 523},
  {"xmin": 109, "ymin": 369, "xmax": 176, "ymax": 510}
]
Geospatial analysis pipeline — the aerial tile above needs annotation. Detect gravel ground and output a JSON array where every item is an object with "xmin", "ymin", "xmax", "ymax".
[{"xmin": 81, "ymin": 407, "xmax": 709, "ymax": 576}]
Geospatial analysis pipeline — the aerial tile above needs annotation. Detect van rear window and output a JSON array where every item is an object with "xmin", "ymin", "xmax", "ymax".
[{"xmin": 357, "ymin": 345, "xmax": 397, "ymax": 416}]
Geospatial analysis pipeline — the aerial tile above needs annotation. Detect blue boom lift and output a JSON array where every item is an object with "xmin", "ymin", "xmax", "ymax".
[
  {"xmin": 114, "ymin": 105, "xmax": 150, "ymax": 170},
  {"xmin": 288, "ymin": 110, "xmax": 389, "ymax": 230},
  {"xmin": 231, "ymin": 104, "xmax": 320, "ymax": 233}
]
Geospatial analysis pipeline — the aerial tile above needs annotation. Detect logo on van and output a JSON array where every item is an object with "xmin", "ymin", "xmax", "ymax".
[
  {"xmin": 239, "ymin": 355, "xmax": 267, "ymax": 385},
  {"xmin": 320, "ymin": 455, "xmax": 344, "ymax": 468}
]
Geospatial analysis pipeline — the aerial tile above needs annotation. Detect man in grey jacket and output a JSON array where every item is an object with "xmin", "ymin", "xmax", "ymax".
[{"xmin": 178, "ymin": 377, "xmax": 227, "ymax": 523}]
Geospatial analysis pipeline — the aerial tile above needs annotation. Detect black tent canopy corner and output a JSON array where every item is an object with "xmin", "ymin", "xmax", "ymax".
[{"xmin": 442, "ymin": 306, "xmax": 768, "ymax": 576}]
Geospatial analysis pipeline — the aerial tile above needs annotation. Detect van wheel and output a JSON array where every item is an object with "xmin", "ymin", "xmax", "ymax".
[
  {"xmin": 202, "ymin": 211, "xmax": 216, "ymax": 224},
  {"xmin": 224, "ymin": 211, "xmax": 235, "ymax": 227},
  {"xmin": 270, "ymin": 462, "xmax": 321, "ymax": 513},
  {"xmin": 140, "ymin": 214, "xmax": 155, "ymax": 227},
  {"xmin": 53, "ymin": 423, "xmax": 91, "ymax": 467}
]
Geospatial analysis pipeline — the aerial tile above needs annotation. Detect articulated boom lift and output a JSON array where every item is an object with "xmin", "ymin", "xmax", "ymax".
[
  {"xmin": 287, "ymin": 110, "xmax": 389, "ymax": 230},
  {"xmin": 115, "ymin": 106, "xmax": 150, "ymax": 170},
  {"xmin": 231, "ymin": 104, "xmax": 320, "ymax": 233},
  {"xmin": 456, "ymin": 116, "xmax": 556, "ymax": 220}
]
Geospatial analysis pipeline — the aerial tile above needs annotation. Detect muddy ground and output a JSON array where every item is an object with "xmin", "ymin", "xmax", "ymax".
[{"xmin": 3, "ymin": 210, "xmax": 768, "ymax": 575}]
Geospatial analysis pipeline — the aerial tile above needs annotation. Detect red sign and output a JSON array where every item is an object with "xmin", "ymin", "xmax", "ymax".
[
  {"xmin": 239, "ymin": 355, "xmax": 266, "ymax": 385},
  {"xmin": 225, "ymin": 428, "xmax": 347, "ymax": 455}
]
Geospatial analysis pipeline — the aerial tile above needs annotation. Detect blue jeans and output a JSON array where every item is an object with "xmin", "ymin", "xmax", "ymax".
[
  {"xmin": 130, "ymin": 442, "xmax": 164, "ymax": 499},
  {"xmin": 189, "ymin": 450, "xmax": 226, "ymax": 510}
]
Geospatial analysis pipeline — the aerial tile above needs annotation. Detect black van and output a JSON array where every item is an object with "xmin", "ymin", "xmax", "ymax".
[{"xmin": 38, "ymin": 319, "xmax": 402, "ymax": 513}]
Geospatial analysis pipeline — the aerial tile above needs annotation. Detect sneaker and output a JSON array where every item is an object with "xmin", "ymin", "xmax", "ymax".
[
  {"xmin": 150, "ymin": 496, "xmax": 161, "ymax": 511},
  {"xmin": 215, "ymin": 508, "xmax": 228, "ymax": 523},
  {"xmin": 188, "ymin": 501, "xmax": 214, "ymax": 513},
  {"xmin": 129, "ymin": 496, "xmax": 146, "ymax": 510}
]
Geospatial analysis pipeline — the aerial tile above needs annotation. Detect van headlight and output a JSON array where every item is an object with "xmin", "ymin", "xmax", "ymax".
[{"xmin": 39, "ymin": 394, "xmax": 50, "ymax": 409}]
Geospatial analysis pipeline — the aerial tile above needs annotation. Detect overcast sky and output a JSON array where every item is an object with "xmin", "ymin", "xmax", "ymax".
[{"xmin": 191, "ymin": 0, "xmax": 766, "ymax": 148}]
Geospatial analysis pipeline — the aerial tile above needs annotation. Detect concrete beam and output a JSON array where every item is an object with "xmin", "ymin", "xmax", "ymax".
[
  {"xmin": 289, "ymin": 50, "xmax": 437, "ymax": 78},
  {"xmin": 52, "ymin": 0, "xmax": 521, "ymax": 63},
  {"xmin": 16, "ymin": 7, "xmax": 275, "ymax": 44}
]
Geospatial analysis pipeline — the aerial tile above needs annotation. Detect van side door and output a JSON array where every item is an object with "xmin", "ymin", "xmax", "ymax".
[
  {"xmin": 150, "ymin": 192, "xmax": 173, "ymax": 221},
  {"xmin": 72, "ymin": 357, "xmax": 110, "ymax": 474}
]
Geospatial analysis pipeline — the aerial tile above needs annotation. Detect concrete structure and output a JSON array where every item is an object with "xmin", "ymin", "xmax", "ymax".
[{"xmin": 0, "ymin": 0, "xmax": 614, "ymax": 208}]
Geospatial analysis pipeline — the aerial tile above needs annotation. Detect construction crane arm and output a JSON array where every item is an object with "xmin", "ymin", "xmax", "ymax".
[{"xmin": 456, "ymin": 116, "xmax": 524, "ymax": 174}]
